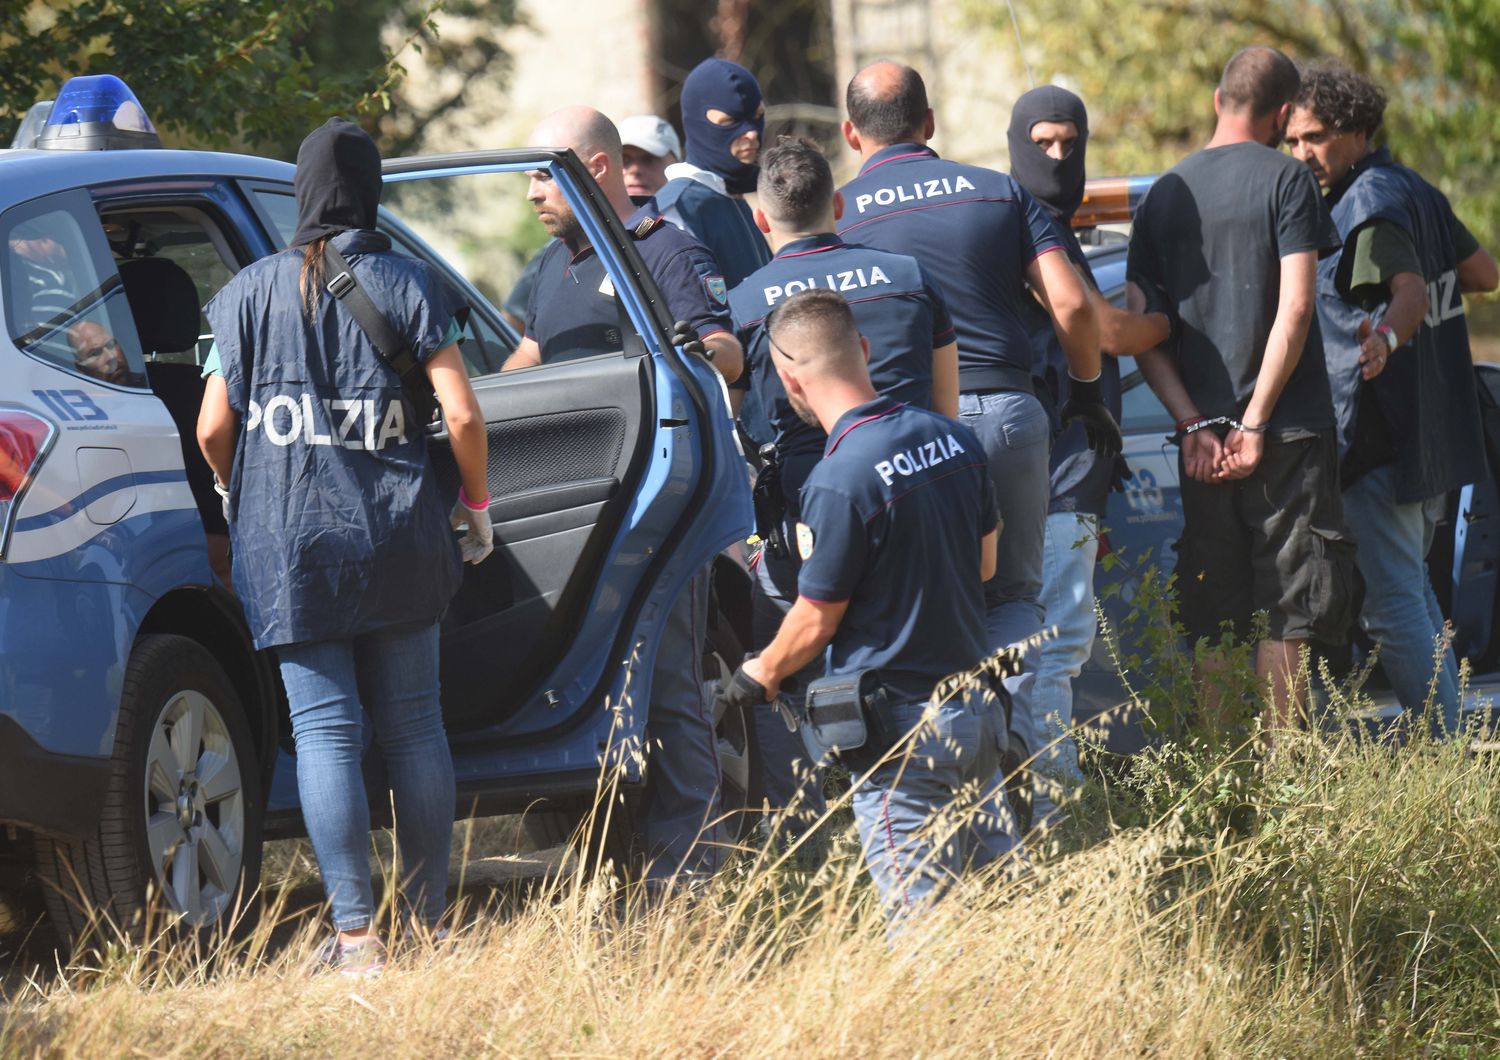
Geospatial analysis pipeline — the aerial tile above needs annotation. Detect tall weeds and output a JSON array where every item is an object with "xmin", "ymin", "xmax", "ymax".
[{"xmin": 3, "ymin": 572, "xmax": 1498, "ymax": 1056}]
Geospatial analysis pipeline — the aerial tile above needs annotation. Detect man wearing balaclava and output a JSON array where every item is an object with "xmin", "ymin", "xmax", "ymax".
[
  {"xmin": 658, "ymin": 57, "xmax": 777, "ymax": 448},
  {"xmin": 1008, "ymin": 85, "xmax": 1169, "ymax": 828},
  {"xmin": 658, "ymin": 58, "xmax": 772, "ymax": 290}
]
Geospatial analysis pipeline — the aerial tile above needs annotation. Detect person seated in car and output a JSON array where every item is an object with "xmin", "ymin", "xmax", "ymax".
[{"xmin": 67, "ymin": 320, "xmax": 131, "ymax": 385}]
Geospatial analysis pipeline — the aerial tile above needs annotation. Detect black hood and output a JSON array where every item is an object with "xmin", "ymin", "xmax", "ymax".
[
  {"xmin": 290, "ymin": 117, "xmax": 383, "ymax": 248},
  {"xmin": 1007, "ymin": 85, "xmax": 1089, "ymax": 221}
]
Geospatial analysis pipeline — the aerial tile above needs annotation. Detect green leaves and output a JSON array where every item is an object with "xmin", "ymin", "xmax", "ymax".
[
  {"xmin": 967, "ymin": 0, "xmax": 1500, "ymax": 244},
  {"xmin": 1, "ymin": 0, "xmax": 520, "ymax": 159}
]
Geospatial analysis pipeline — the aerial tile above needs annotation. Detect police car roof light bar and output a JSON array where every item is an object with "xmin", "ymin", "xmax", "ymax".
[{"xmin": 36, "ymin": 75, "xmax": 161, "ymax": 152}]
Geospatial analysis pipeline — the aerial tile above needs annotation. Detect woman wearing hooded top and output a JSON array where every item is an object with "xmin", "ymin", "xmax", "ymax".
[{"xmin": 196, "ymin": 118, "xmax": 493, "ymax": 977}]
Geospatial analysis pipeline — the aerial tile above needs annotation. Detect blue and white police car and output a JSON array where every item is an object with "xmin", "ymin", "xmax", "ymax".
[{"xmin": 0, "ymin": 77, "xmax": 754, "ymax": 945}]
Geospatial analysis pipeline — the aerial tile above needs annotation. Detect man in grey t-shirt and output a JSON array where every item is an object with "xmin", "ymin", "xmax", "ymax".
[{"xmin": 1127, "ymin": 47, "xmax": 1358, "ymax": 739}]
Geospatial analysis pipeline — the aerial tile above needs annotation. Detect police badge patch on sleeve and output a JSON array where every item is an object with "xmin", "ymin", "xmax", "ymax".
[
  {"xmin": 706, "ymin": 276, "xmax": 728, "ymax": 305},
  {"xmin": 796, "ymin": 521, "xmax": 815, "ymax": 560}
]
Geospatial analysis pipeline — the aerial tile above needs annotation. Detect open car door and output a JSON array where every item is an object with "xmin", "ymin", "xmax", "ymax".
[{"xmin": 244, "ymin": 150, "xmax": 751, "ymax": 793}]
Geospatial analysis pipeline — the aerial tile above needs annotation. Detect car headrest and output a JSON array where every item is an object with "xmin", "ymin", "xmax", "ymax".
[{"xmin": 117, "ymin": 256, "xmax": 200, "ymax": 356}]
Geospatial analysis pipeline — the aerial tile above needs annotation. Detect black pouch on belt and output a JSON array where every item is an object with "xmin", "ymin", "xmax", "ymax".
[
  {"xmin": 752, "ymin": 442, "xmax": 788, "ymax": 558},
  {"xmin": 799, "ymin": 669, "xmax": 900, "ymax": 767}
]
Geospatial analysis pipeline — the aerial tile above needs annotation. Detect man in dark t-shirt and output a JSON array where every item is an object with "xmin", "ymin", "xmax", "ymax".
[
  {"xmin": 1126, "ymin": 47, "xmax": 1358, "ymax": 736},
  {"xmin": 1287, "ymin": 62, "xmax": 1500, "ymax": 736}
]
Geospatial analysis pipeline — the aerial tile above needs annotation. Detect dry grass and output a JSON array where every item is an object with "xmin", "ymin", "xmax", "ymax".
[{"xmin": 4, "ymin": 714, "xmax": 1497, "ymax": 1058}]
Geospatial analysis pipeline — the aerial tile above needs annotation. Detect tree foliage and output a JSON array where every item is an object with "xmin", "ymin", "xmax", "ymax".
[
  {"xmin": 968, "ymin": 0, "xmax": 1500, "ymax": 242},
  {"xmin": 0, "ymin": 0, "xmax": 519, "ymax": 158}
]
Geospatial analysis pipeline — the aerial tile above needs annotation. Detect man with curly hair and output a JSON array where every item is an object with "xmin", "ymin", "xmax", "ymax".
[{"xmin": 1287, "ymin": 61, "xmax": 1499, "ymax": 736}]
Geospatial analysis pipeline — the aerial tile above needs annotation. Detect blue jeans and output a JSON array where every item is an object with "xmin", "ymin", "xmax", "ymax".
[
  {"xmin": 850, "ymin": 690, "xmax": 1021, "ymax": 926},
  {"xmin": 957, "ymin": 389, "xmax": 1051, "ymax": 754},
  {"xmin": 1341, "ymin": 465, "xmax": 1461, "ymax": 736},
  {"xmin": 1032, "ymin": 511, "xmax": 1099, "ymax": 817},
  {"xmin": 277, "ymin": 623, "xmax": 454, "ymax": 931},
  {"xmin": 749, "ymin": 531, "xmax": 829, "ymax": 826},
  {"xmin": 639, "ymin": 568, "xmax": 724, "ymax": 882}
]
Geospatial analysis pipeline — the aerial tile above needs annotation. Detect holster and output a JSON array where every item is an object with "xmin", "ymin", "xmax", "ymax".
[
  {"xmin": 751, "ymin": 442, "xmax": 788, "ymax": 558},
  {"xmin": 799, "ymin": 668, "xmax": 898, "ymax": 767}
]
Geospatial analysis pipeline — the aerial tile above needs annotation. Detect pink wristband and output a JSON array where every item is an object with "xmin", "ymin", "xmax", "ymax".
[{"xmin": 459, "ymin": 486, "xmax": 490, "ymax": 512}]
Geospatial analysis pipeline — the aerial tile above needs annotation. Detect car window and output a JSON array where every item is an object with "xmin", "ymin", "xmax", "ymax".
[
  {"xmin": 247, "ymin": 184, "xmax": 517, "ymax": 379},
  {"xmin": 100, "ymin": 206, "xmax": 238, "ymax": 365},
  {"xmin": 2, "ymin": 191, "xmax": 147, "ymax": 388}
]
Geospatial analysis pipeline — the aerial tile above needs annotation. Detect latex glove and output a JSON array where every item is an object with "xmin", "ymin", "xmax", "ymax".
[
  {"xmin": 1060, "ymin": 374, "xmax": 1124, "ymax": 459},
  {"xmin": 213, "ymin": 476, "xmax": 231, "ymax": 523},
  {"xmin": 450, "ymin": 487, "xmax": 494, "ymax": 564}
]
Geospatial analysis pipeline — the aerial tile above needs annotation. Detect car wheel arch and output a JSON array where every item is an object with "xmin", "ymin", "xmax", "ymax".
[{"xmin": 135, "ymin": 585, "xmax": 280, "ymax": 792}]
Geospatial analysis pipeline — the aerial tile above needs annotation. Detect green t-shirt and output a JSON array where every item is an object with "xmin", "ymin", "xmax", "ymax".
[
  {"xmin": 200, "ymin": 316, "xmax": 462, "ymax": 378},
  {"xmin": 1342, "ymin": 215, "xmax": 1481, "ymax": 310}
]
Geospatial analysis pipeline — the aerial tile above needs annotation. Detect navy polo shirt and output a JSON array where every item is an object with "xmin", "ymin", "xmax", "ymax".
[
  {"xmin": 729, "ymin": 233, "xmax": 954, "ymax": 500},
  {"xmin": 797, "ymin": 397, "xmax": 998, "ymax": 702},
  {"xmin": 525, "ymin": 198, "xmax": 731, "ymax": 361},
  {"xmin": 837, "ymin": 143, "xmax": 1063, "ymax": 394}
]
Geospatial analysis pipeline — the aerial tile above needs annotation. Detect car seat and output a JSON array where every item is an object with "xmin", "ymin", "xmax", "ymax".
[{"xmin": 117, "ymin": 256, "xmax": 226, "ymax": 535}]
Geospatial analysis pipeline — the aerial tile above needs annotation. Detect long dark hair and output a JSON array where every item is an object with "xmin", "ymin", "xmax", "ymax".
[{"xmin": 298, "ymin": 234, "xmax": 333, "ymax": 319}]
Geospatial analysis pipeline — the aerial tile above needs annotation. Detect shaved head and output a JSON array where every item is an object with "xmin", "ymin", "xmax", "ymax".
[
  {"xmin": 529, "ymin": 105, "xmax": 623, "ymax": 163},
  {"xmin": 768, "ymin": 290, "xmax": 865, "ymax": 378},
  {"xmin": 846, "ymin": 61, "xmax": 929, "ymax": 146},
  {"xmin": 1218, "ymin": 46, "xmax": 1300, "ymax": 119}
]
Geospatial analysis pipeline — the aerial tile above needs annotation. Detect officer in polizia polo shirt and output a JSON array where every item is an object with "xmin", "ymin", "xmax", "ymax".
[
  {"xmin": 727, "ymin": 137, "xmax": 958, "ymax": 838},
  {"xmin": 502, "ymin": 107, "xmax": 743, "ymax": 889},
  {"xmin": 836, "ymin": 62, "xmax": 1119, "ymax": 777},
  {"xmin": 722, "ymin": 289, "xmax": 1021, "ymax": 925}
]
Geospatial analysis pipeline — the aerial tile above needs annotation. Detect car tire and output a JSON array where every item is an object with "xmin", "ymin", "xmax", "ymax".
[
  {"xmin": 33, "ymin": 634, "xmax": 264, "ymax": 951},
  {"xmin": 521, "ymin": 601, "xmax": 762, "ymax": 873}
]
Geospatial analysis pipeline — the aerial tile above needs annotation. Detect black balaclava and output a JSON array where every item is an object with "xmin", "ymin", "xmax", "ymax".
[
  {"xmin": 1007, "ymin": 85, "xmax": 1089, "ymax": 221},
  {"xmin": 290, "ymin": 117, "xmax": 383, "ymax": 247},
  {"xmin": 681, "ymin": 58, "xmax": 764, "ymax": 196}
]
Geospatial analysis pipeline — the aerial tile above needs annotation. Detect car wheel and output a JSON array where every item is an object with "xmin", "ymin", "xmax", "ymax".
[
  {"xmin": 521, "ymin": 600, "xmax": 762, "ymax": 869},
  {"xmin": 703, "ymin": 607, "xmax": 762, "ymax": 840},
  {"xmin": 33, "ymin": 634, "xmax": 264, "ymax": 950}
]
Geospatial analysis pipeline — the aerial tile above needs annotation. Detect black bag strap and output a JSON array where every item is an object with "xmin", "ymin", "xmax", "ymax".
[{"xmin": 322, "ymin": 242, "xmax": 438, "ymax": 425}]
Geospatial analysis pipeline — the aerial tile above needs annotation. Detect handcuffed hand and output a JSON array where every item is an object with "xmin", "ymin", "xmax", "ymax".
[
  {"xmin": 450, "ymin": 488, "xmax": 494, "ymax": 564},
  {"xmin": 1060, "ymin": 374, "xmax": 1123, "ymax": 459},
  {"xmin": 1215, "ymin": 427, "xmax": 1264, "ymax": 480},
  {"xmin": 1181, "ymin": 428, "xmax": 1224, "ymax": 483}
]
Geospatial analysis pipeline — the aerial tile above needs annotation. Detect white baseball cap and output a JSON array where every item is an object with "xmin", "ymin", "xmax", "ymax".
[{"xmin": 617, "ymin": 115, "xmax": 682, "ymax": 160}]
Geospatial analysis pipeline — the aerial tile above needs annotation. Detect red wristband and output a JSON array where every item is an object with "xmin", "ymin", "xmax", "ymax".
[
  {"xmin": 1176, "ymin": 415, "xmax": 1205, "ymax": 432},
  {"xmin": 459, "ymin": 486, "xmax": 490, "ymax": 512}
]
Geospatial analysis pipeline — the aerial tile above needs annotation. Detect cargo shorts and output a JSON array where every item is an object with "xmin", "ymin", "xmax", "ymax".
[{"xmin": 1175, "ymin": 430, "xmax": 1363, "ymax": 645}]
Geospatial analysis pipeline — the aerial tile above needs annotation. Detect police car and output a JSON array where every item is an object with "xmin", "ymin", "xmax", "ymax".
[
  {"xmin": 1072, "ymin": 177, "xmax": 1500, "ymax": 752},
  {"xmin": 0, "ymin": 76, "xmax": 754, "ymax": 945}
]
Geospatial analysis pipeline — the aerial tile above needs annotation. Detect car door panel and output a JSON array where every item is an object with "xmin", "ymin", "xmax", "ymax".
[
  {"xmin": 371, "ymin": 150, "xmax": 751, "ymax": 753},
  {"xmin": 425, "ymin": 353, "xmax": 651, "ymax": 730}
]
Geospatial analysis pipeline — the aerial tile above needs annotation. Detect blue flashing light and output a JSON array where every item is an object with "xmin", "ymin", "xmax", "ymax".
[{"xmin": 35, "ymin": 75, "xmax": 160, "ymax": 151}]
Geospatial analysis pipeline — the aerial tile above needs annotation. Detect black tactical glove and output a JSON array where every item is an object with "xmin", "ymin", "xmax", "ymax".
[
  {"xmin": 720, "ymin": 662, "xmax": 772, "ymax": 713},
  {"xmin": 1060, "ymin": 374, "xmax": 1124, "ymax": 459},
  {"xmin": 673, "ymin": 319, "xmax": 708, "ymax": 359}
]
